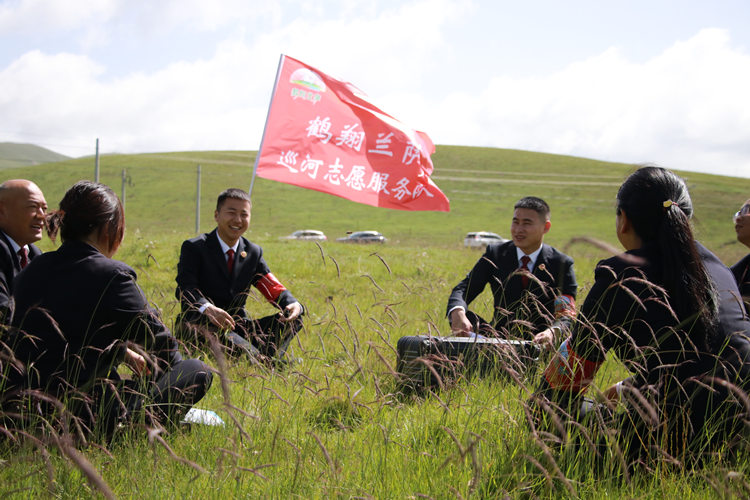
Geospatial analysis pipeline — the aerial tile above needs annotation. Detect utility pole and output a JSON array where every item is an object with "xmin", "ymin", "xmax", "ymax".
[
  {"xmin": 195, "ymin": 164, "xmax": 201, "ymax": 234},
  {"xmin": 95, "ymin": 138, "xmax": 100, "ymax": 182},
  {"xmin": 121, "ymin": 168, "xmax": 126, "ymax": 209}
]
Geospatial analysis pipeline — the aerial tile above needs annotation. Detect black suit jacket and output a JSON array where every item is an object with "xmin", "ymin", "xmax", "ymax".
[
  {"xmin": 175, "ymin": 229, "xmax": 298, "ymax": 323},
  {"xmin": 731, "ymin": 253, "xmax": 750, "ymax": 314},
  {"xmin": 535, "ymin": 243, "xmax": 750, "ymax": 458},
  {"xmin": 569, "ymin": 242, "xmax": 750, "ymax": 395},
  {"xmin": 447, "ymin": 241, "xmax": 577, "ymax": 334},
  {"xmin": 9, "ymin": 240, "xmax": 176, "ymax": 391},
  {"xmin": 0, "ymin": 231, "xmax": 41, "ymax": 324}
]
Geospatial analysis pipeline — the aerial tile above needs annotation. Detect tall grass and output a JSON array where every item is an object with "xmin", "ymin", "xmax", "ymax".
[{"xmin": 1, "ymin": 147, "xmax": 750, "ymax": 498}]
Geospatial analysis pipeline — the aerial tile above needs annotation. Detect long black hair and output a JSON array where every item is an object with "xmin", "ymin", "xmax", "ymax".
[
  {"xmin": 46, "ymin": 181, "xmax": 125, "ymax": 253},
  {"xmin": 617, "ymin": 166, "xmax": 717, "ymax": 349}
]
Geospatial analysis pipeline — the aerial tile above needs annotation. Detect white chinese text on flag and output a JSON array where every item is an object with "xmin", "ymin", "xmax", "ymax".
[{"xmin": 253, "ymin": 55, "xmax": 450, "ymax": 212}]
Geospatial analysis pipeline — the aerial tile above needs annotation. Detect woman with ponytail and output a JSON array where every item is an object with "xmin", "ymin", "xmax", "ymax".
[
  {"xmin": 533, "ymin": 166, "xmax": 750, "ymax": 465},
  {"xmin": 6, "ymin": 181, "xmax": 212, "ymax": 440}
]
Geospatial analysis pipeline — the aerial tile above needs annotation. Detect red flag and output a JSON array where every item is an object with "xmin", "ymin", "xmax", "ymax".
[{"xmin": 254, "ymin": 55, "xmax": 450, "ymax": 212}]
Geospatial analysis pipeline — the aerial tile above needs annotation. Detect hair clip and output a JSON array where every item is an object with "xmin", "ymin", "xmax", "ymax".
[{"xmin": 663, "ymin": 200, "xmax": 673, "ymax": 209}]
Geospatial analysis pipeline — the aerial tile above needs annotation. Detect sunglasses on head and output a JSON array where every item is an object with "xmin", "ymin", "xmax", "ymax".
[{"xmin": 734, "ymin": 205, "xmax": 750, "ymax": 222}]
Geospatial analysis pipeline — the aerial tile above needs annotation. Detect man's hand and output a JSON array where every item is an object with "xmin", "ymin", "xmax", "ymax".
[
  {"xmin": 203, "ymin": 303, "xmax": 236, "ymax": 330},
  {"xmin": 280, "ymin": 302, "xmax": 302, "ymax": 322},
  {"xmin": 124, "ymin": 347, "xmax": 150, "ymax": 377},
  {"xmin": 533, "ymin": 328, "xmax": 555, "ymax": 350},
  {"xmin": 449, "ymin": 308, "xmax": 472, "ymax": 336}
]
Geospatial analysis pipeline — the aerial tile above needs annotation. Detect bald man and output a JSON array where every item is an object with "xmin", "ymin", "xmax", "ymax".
[{"xmin": 0, "ymin": 180, "xmax": 47, "ymax": 323}]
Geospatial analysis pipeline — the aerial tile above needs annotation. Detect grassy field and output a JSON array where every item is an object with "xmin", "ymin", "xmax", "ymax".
[
  {"xmin": 0, "ymin": 143, "xmax": 70, "ymax": 170},
  {"xmin": 2, "ymin": 146, "xmax": 750, "ymax": 498}
]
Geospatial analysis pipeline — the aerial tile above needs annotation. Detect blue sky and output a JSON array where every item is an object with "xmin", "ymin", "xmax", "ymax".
[{"xmin": 1, "ymin": 0, "xmax": 749, "ymax": 177}]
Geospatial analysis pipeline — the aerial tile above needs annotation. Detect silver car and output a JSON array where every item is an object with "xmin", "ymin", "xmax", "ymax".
[
  {"xmin": 336, "ymin": 230, "xmax": 387, "ymax": 244},
  {"xmin": 282, "ymin": 229, "xmax": 327, "ymax": 241},
  {"xmin": 463, "ymin": 231, "xmax": 508, "ymax": 248}
]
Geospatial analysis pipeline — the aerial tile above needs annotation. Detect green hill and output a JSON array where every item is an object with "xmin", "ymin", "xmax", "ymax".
[
  {"xmin": 3, "ymin": 146, "xmax": 750, "ymax": 498},
  {"xmin": 2, "ymin": 145, "xmax": 747, "ymax": 259},
  {"xmin": 0, "ymin": 141, "xmax": 70, "ymax": 169},
  {"xmin": 3, "ymin": 145, "xmax": 749, "ymax": 300}
]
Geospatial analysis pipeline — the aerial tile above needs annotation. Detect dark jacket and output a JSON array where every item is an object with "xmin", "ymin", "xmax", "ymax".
[
  {"xmin": 538, "ymin": 242, "xmax": 750, "ymax": 461},
  {"xmin": 571, "ymin": 243, "xmax": 750, "ymax": 386},
  {"xmin": 0, "ymin": 231, "xmax": 41, "ymax": 323},
  {"xmin": 9, "ymin": 240, "xmax": 175, "ymax": 391},
  {"xmin": 731, "ymin": 253, "xmax": 750, "ymax": 314},
  {"xmin": 175, "ymin": 229, "xmax": 298, "ymax": 323},
  {"xmin": 447, "ymin": 241, "xmax": 577, "ymax": 335}
]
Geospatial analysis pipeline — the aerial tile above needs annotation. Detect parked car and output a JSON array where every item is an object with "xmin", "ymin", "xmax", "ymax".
[
  {"xmin": 336, "ymin": 231, "xmax": 387, "ymax": 244},
  {"xmin": 282, "ymin": 229, "xmax": 327, "ymax": 241},
  {"xmin": 463, "ymin": 231, "xmax": 508, "ymax": 248}
]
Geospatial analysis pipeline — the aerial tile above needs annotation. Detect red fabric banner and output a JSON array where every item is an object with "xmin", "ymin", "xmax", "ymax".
[{"xmin": 254, "ymin": 55, "xmax": 450, "ymax": 212}]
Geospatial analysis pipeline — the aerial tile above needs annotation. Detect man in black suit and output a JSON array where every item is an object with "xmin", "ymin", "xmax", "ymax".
[
  {"xmin": 8, "ymin": 180, "xmax": 212, "ymax": 437},
  {"xmin": 447, "ymin": 196, "xmax": 577, "ymax": 348},
  {"xmin": 175, "ymin": 188, "xmax": 303, "ymax": 362},
  {"xmin": 730, "ymin": 199, "xmax": 750, "ymax": 312},
  {"xmin": 0, "ymin": 179, "xmax": 47, "ymax": 323}
]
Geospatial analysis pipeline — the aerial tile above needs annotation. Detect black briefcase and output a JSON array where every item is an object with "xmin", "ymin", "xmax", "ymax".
[{"xmin": 396, "ymin": 335, "xmax": 541, "ymax": 389}]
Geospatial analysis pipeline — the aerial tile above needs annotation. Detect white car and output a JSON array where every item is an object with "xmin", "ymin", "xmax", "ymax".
[
  {"xmin": 463, "ymin": 231, "xmax": 508, "ymax": 248},
  {"xmin": 282, "ymin": 229, "xmax": 327, "ymax": 241}
]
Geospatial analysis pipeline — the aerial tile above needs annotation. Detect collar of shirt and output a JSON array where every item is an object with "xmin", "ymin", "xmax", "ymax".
[
  {"xmin": 2, "ymin": 231, "xmax": 26, "ymax": 255},
  {"xmin": 215, "ymin": 232, "xmax": 240, "ymax": 255},
  {"xmin": 516, "ymin": 245, "xmax": 543, "ymax": 269}
]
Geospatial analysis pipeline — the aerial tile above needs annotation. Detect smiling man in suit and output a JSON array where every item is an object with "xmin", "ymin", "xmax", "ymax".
[
  {"xmin": 447, "ymin": 196, "xmax": 577, "ymax": 349},
  {"xmin": 175, "ymin": 188, "xmax": 303, "ymax": 363},
  {"xmin": 0, "ymin": 179, "xmax": 47, "ymax": 324}
]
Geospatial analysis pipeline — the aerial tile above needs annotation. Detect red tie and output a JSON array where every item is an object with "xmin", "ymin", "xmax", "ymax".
[
  {"xmin": 226, "ymin": 248, "xmax": 235, "ymax": 275},
  {"xmin": 18, "ymin": 247, "xmax": 28, "ymax": 269},
  {"xmin": 520, "ymin": 255, "xmax": 531, "ymax": 289}
]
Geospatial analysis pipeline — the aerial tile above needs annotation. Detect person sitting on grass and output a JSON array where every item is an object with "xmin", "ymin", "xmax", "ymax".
[
  {"xmin": 0, "ymin": 179, "xmax": 47, "ymax": 324},
  {"xmin": 730, "ymin": 199, "xmax": 750, "ymax": 312},
  {"xmin": 447, "ymin": 196, "xmax": 577, "ymax": 349},
  {"xmin": 174, "ymin": 188, "xmax": 304, "ymax": 366},
  {"xmin": 4, "ymin": 181, "xmax": 213, "ymax": 441},
  {"xmin": 532, "ymin": 166, "xmax": 750, "ymax": 468}
]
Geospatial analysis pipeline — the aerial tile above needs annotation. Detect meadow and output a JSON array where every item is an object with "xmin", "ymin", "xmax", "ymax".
[{"xmin": 2, "ymin": 146, "xmax": 750, "ymax": 498}]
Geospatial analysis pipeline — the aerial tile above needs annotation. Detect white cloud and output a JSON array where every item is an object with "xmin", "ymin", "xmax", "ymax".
[
  {"xmin": 245, "ymin": 0, "xmax": 471, "ymax": 93},
  {"xmin": 0, "ymin": 50, "xmax": 108, "ymax": 150},
  {"xmin": 408, "ymin": 28, "xmax": 750, "ymax": 177},
  {"xmin": 0, "ymin": 0, "xmax": 118, "ymax": 34},
  {"xmin": 0, "ymin": 0, "xmax": 469, "ymax": 156},
  {"xmin": 1, "ymin": 2, "xmax": 749, "ymax": 179},
  {"xmin": 0, "ymin": 0, "xmax": 274, "ymax": 53}
]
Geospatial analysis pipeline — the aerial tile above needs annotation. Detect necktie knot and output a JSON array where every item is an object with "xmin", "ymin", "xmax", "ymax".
[
  {"xmin": 226, "ymin": 249, "xmax": 235, "ymax": 274},
  {"xmin": 520, "ymin": 255, "xmax": 531, "ymax": 288},
  {"xmin": 18, "ymin": 247, "xmax": 28, "ymax": 269}
]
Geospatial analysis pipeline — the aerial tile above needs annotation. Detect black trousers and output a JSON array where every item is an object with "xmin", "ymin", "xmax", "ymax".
[
  {"xmin": 462, "ymin": 310, "xmax": 497, "ymax": 336},
  {"xmin": 532, "ymin": 374, "xmax": 750, "ymax": 469},
  {"xmin": 89, "ymin": 356, "xmax": 213, "ymax": 438},
  {"xmin": 140, "ymin": 331, "xmax": 213, "ymax": 422},
  {"xmin": 463, "ymin": 310, "xmax": 517, "ymax": 338},
  {"xmin": 462, "ymin": 310, "xmax": 537, "ymax": 341},
  {"xmin": 176, "ymin": 311, "xmax": 303, "ymax": 359},
  {"xmin": 1, "ymin": 333, "xmax": 213, "ymax": 442}
]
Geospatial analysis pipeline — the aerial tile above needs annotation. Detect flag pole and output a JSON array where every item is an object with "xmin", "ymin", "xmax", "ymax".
[{"xmin": 249, "ymin": 54, "xmax": 285, "ymax": 197}]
